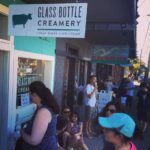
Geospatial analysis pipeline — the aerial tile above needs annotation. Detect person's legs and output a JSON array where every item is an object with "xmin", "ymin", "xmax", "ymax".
[
  {"xmin": 71, "ymin": 135, "xmax": 82, "ymax": 149},
  {"xmin": 85, "ymin": 121, "xmax": 89, "ymax": 135},
  {"xmin": 126, "ymin": 96, "xmax": 133, "ymax": 109},
  {"xmin": 84, "ymin": 106, "xmax": 91, "ymax": 136},
  {"xmin": 88, "ymin": 119, "xmax": 94, "ymax": 135},
  {"xmin": 88, "ymin": 119, "xmax": 92, "ymax": 133},
  {"xmin": 62, "ymin": 131, "xmax": 70, "ymax": 148},
  {"xmin": 78, "ymin": 136, "xmax": 89, "ymax": 150},
  {"xmin": 129, "ymin": 96, "xmax": 133, "ymax": 108},
  {"xmin": 120, "ymin": 96, "xmax": 127, "ymax": 111},
  {"xmin": 126, "ymin": 96, "xmax": 129, "ymax": 109},
  {"xmin": 80, "ymin": 143, "xmax": 89, "ymax": 150},
  {"xmin": 88, "ymin": 107, "xmax": 95, "ymax": 135}
]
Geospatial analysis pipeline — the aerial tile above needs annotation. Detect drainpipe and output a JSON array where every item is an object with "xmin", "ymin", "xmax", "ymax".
[{"xmin": 144, "ymin": 52, "xmax": 150, "ymax": 82}]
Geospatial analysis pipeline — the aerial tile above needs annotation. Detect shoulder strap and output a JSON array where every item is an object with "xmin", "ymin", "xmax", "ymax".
[{"xmin": 130, "ymin": 142, "xmax": 137, "ymax": 150}]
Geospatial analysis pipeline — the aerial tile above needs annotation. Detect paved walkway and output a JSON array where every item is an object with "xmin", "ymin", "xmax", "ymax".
[{"xmin": 84, "ymin": 136, "xmax": 104, "ymax": 150}]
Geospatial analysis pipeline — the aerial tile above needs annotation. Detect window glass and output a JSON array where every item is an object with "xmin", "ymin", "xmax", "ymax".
[{"xmin": 17, "ymin": 58, "xmax": 45, "ymax": 107}]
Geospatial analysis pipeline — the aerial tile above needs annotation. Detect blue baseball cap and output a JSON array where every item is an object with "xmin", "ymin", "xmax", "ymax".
[{"xmin": 98, "ymin": 113, "xmax": 136, "ymax": 138}]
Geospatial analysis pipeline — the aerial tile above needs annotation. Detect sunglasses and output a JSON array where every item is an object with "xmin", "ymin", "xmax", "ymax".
[{"xmin": 106, "ymin": 108, "xmax": 116, "ymax": 113}]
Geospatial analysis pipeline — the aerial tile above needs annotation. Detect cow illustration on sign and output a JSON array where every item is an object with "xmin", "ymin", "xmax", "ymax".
[{"xmin": 12, "ymin": 14, "xmax": 32, "ymax": 28}]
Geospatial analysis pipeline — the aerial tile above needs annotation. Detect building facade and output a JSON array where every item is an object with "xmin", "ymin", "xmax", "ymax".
[
  {"xmin": 0, "ymin": 0, "xmax": 138, "ymax": 149},
  {"xmin": 0, "ymin": 1, "xmax": 57, "ymax": 149},
  {"xmin": 54, "ymin": 38, "xmax": 96, "ymax": 109}
]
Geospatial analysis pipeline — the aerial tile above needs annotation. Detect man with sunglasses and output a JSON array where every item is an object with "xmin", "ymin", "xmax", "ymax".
[{"xmin": 62, "ymin": 106, "xmax": 71, "ymax": 121}]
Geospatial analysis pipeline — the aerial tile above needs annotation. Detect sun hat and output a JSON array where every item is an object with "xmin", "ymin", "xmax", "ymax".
[{"xmin": 98, "ymin": 113, "xmax": 135, "ymax": 138}]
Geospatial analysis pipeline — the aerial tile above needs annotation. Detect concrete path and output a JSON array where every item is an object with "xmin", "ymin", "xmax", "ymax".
[{"xmin": 84, "ymin": 136, "xmax": 104, "ymax": 150}]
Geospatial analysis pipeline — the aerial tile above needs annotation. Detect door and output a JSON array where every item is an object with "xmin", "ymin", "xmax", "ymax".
[
  {"xmin": 67, "ymin": 58, "xmax": 76, "ymax": 109},
  {"xmin": 0, "ymin": 51, "xmax": 9, "ymax": 150}
]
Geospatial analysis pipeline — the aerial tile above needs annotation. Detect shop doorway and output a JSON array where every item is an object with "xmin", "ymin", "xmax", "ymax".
[
  {"xmin": 62, "ymin": 47, "xmax": 79, "ymax": 109},
  {"xmin": 0, "ymin": 51, "xmax": 9, "ymax": 150},
  {"xmin": 63, "ymin": 58, "xmax": 91, "ymax": 108},
  {"xmin": 67, "ymin": 58, "xmax": 76, "ymax": 108},
  {"xmin": 96, "ymin": 64, "xmax": 112, "ymax": 82}
]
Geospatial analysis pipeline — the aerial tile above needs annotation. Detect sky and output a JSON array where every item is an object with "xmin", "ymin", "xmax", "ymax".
[{"xmin": 137, "ymin": 0, "xmax": 150, "ymax": 66}]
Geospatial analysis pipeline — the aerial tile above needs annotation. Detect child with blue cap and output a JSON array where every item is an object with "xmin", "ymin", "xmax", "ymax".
[{"xmin": 98, "ymin": 113, "xmax": 137, "ymax": 150}]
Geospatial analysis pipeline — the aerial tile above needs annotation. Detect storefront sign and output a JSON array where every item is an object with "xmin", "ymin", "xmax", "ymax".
[
  {"xmin": 8, "ymin": 3, "xmax": 88, "ymax": 38},
  {"xmin": 92, "ymin": 45, "xmax": 129, "ymax": 65}
]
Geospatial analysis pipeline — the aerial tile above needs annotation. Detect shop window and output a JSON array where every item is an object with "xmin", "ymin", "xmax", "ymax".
[
  {"xmin": 17, "ymin": 58, "xmax": 51, "ymax": 107},
  {"xmin": 0, "ymin": 14, "xmax": 9, "ymax": 40}
]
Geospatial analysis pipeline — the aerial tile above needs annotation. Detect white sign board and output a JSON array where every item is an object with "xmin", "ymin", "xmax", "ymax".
[
  {"xmin": 21, "ymin": 93, "xmax": 30, "ymax": 106},
  {"xmin": 8, "ymin": 3, "xmax": 88, "ymax": 38},
  {"xmin": 97, "ymin": 90, "xmax": 113, "ymax": 113}
]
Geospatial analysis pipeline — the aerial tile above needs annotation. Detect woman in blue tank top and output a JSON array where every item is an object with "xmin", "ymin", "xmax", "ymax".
[{"xmin": 21, "ymin": 81, "xmax": 60, "ymax": 150}]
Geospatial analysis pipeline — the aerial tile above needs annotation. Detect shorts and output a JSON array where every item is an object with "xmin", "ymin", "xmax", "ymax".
[{"xmin": 84, "ymin": 106, "xmax": 95, "ymax": 121}]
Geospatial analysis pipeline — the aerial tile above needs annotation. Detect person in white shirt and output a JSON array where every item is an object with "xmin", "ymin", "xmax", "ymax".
[{"xmin": 84, "ymin": 75, "xmax": 97, "ymax": 138}]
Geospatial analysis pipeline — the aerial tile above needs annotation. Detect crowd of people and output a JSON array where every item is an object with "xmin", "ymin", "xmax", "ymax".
[{"xmin": 15, "ymin": 74, "xmax": 150, "ymax": 150}]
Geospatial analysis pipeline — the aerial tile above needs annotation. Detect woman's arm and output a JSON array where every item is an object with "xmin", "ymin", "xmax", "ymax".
[{"xmin": 21, "ymin": 108, "xmax": 51, "ymax": 146}]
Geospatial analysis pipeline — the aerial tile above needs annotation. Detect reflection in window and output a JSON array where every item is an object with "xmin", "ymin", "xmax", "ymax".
[{"xmin": 17, "ymin": 58, "xmax": 45, "ymax": 107}]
